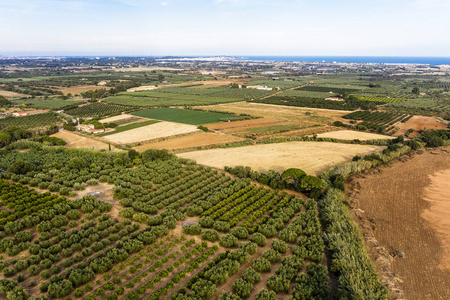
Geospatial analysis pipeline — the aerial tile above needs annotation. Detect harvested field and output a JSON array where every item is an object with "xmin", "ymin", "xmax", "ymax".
[
  {"xmin": 206, "ymin": 118, "xmax": 283, "ymax": 130},
  {"xmin": 317, "ymin": 130, "xmax": 396, "ymax": 141},
  {"xmin": 52, "ymin": 131, "xmax": 120, "ymax": 151},
  {"xmin": 54, "ymin": 85, "xmax": 110, "ymax": 95},
  {"xmin": 127, "ymin": 85, "xmax": 158, "ymax": 92},
  {"xmin": 178, "ymin": 141, "xmax": 385, "ymax": 176},
  {"xmin": 102, "ymin": 121, "xmax": 199, "ymax": 144},
  {"xmin": 99, "ymin": 114, "xmax": 146, "ymax": 123},
  {"xmin": 347, "ymin": 148, "xmax": 450, "ymax": 300},
  {"xmin": 0, "ymin": 90, "xmax": 30, "ymax": 98},
  {"xmin": 395, "ymin": 115, "xmax": 447, "ymax": 137},
  {"xmin": 134, "ymin": 132, "xmax": 246, "ymax": 151}
]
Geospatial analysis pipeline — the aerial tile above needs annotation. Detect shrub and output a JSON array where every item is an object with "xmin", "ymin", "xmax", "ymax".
[
  {"xmin": 252, "ymin": 258, "xmax": 271, "ymax": 272},
  {"xmin": 242, "ymin": 267, "xmax": 261, "ymax": 284},
  {"xmin": 250, "ymin": 233, "xmax": 266, "ymax": 247},
  {"xmin": 201, "ymin": 229, "xmax": 219, "ymax": 242},
  {"xmin": 271, "ymin": 240, "xmax": 287, "ymax": 254},
  {"xmin": 182, "ymin": 224, "xmax": 201, "ymax": 235},
  {"xmin": 198, "ymin": 216, "xmax": 214, "ymax": 228},
  {"xmin": 255, "ymin": 289, "xmax": 277, "ymax": 300},
  {"xmin": 219, "ymin": 234, "xmax": 238, "ymax": 248},
  {"xmin": 231, "ymin": 226, "xmax": 248, "ymax": 239},
  {"xmin": 232, "ymin": 278, "xmax": 253, "ymax": 298},
  {"xmin": 213, "ymin": 221, "xmax": 230, "ymax": 232},
  {"xmin": 262, "ymin": 249, "xmax": 281, "ymax": 263}
]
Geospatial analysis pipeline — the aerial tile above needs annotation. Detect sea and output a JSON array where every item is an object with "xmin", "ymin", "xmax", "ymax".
[{"xmin": 237, "ymin": 56, "xmax": 450, "ymax": 65}]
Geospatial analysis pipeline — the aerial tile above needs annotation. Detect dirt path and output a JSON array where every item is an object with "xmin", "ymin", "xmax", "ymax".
[
  {"xmin": 52, "ymin": 131, "xmax": 120, "ymax": 151},
  {"xmin": 346, "ymin": 148, "xmax": 450, "ymax": 300}
]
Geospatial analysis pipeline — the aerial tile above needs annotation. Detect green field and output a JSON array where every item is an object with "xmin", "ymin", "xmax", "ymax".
[
  {"xmin": 132, "ymin": 108, "xmax": 236, "ymax": 125},
  {"xmin": 97, "ymin": 119, "xmax": 160, "ymax": 137}
]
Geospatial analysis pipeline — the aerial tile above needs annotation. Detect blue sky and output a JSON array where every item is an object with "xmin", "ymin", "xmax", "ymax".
[{"xmin": 0, "ymin": 0, "xmax": 449, "ymax": 56}]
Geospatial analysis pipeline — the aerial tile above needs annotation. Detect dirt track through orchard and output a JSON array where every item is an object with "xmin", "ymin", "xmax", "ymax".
[{"xmin": 347, "ymin": 148, "xmax": 450, "ymax": 300}]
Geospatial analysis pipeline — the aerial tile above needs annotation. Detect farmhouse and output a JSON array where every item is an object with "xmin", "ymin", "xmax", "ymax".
[
  {"xmin": 325, "ymin": 97, "xmax": 343, "ymax": 101},
  {"xmin": 12, "ymin": 111, "xmax": 28, "ymax": 116},
  {"xmin": 77, "ymin": 124, "xmax": 105, "ymax": 133}
]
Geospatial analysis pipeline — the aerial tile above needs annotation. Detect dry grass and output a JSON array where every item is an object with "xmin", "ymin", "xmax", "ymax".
[
  {"xmin": 102, "ymin": 121, "xmax": 199, "ymax": 144},
  {"xmin": 178, "ymin": 141, "xmax": 385, "ymax": 176},
  {"xmin": 0, "ymin": 90, "xmax": 30, "ymax": 98},
  {"xmin": 317, "ymin": 130, "xmax": 396, "ymax": 141},
  {"xmin": 134, "ymin": 132, "xmax": 245, "ymax": 151},
  {"xmin": 54, "ymin": 85, "xmax": 110, "ymax": 95},
  {"xmin": 52, "ymin": 131, "xmax": 120, "ymax": 151}
]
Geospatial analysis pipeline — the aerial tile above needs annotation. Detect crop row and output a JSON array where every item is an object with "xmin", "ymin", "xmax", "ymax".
[
  {"xmin": 0, "ymin": 112, "xmax": 62, "ymax": 130},
  {"xmin": 65, "ymin": 103, "xmax": 131, "ymax": 117},
  {"xmin": 358, "ymin": 96, "xmax": 409, "ymax": 103}
]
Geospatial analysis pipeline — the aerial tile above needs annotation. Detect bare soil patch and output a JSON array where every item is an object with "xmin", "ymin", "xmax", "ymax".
[
  {"xmin": 317, "ymin": 130, "xmax": 396, "ymax": 141},
  {"xmin": 52, "ymin": 131, "xmax": 120, "ymax": 151},
  {"xmin": 395, "ymin": 116, "xmax": 447, "ymax": 137},
  {"xmin": 134, "ymin": 132, "xmax": 245, "ymax": 151},
  {"xmin": 178, "ymin": 141, "xmax": 385, "ymax": 176},
  {"xmin": 346, "ymin": 148, "xmax": 450, "ymax": 300},
  {"xmin": 103, "ymin": 121, "xmax": 200, "ymax": 144},
  {"xmin": 422, "ymin": 169, "xmax": 450, "ymax": 271},
  {"xmin": 99, "ymin": 114, "xmax": 145, "ymax": 123}
]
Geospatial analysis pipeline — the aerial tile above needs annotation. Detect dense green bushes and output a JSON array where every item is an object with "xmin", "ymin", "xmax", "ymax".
[{"xmin": 319, "ymin": 189, "xmax": 389, "ymax": 299}]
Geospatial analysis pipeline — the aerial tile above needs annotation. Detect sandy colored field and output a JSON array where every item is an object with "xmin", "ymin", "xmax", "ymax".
[
  {"xmin": 127, "ymin": 85, "xmax": 159, "ymax": 92},
  {"xmin": 102, "ymin": 121, "xmax": 199, "ymax": 144},
  {"xmin": 52, "ymin": 131, "xmax": 120, "ymax": 151},
  {"xmin": 0, "ymin": 89, "xmax": 30, "ymax": 98},
  {"xmin": 317, "ymin": 130, "xmax": 396, "ymax": 141},
  {"xmin": 100, "ymin": 114, "xmax": 145, "ymax": 123},
  {"xmin": 178, "ymin": 141, "xmax": 385, "ymax": 176},
  {"xmin": 206, "ymin": 118, "xmax": 283, "ymax": 130},
  {"xmin": 347, "ymin": 148, "xmax": 450, "ymax": 300},
  {"xmin": 55, "ymin": 85, "xmax": 110, "ymax": 95},
  {"xmin": 134, "ymin": 132, "xmax": 245, "ymax": 151},
  {"xmin": 395, "ymin": 115, "xmax": 447, "ymax": 137}
]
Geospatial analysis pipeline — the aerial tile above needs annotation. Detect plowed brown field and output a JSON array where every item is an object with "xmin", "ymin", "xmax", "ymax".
[
  {"xmin": 347, "ymin": 148, "xmax": 450, "ymax": 300},
  {"xmin": 134, "ymin": 132, "xmax": 245, "ymax": 151},
  {"xmin": 395, "ymin": 116, "xmax": 447, "ymax": 137}
]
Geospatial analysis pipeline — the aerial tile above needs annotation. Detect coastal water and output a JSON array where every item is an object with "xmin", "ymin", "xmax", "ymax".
[{"xmin": 239, "ymin": 56, "xmax": 450, "ymax": 65}]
